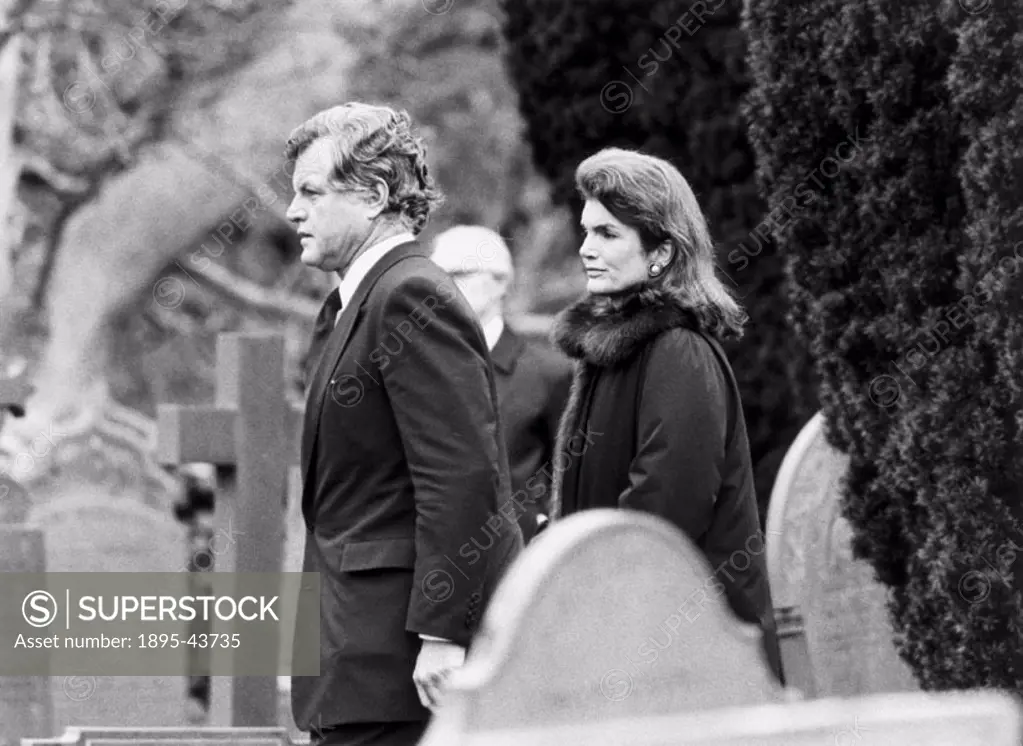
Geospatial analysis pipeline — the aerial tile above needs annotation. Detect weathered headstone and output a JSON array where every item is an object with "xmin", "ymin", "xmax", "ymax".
[
  {"xmin": 419, "ymin": 508, "xmax": 1020, "ymax": 746},
  {"xmin": 1, "ymin": 362, "xmax": 195, "ymax": 740},
  {"xmin": 420, "ymin": 509, "xmax": 788, "ymax": 745},
  {"xmin": 0, "ymin": 371, "xmax": 53, "ymax": 746},
  {"xmin": 24, "ymin": 491, "xmax": 188, "ymax": 733},
  {"xmin": 669, "ymin": 689, "xmax": 1021, "ymax": 745},
  {"xmin": 426, "ymin": 689, "xmax": 1020, "ymax": 745},
  {"xmin": 156, "ymin": 332, "xmax": 303, "ymax": 728},
  {"xmin": 766, "ymin": 411, "xmax": 919, "ymax": 698},
  {"xmin": 20, "ymin": 725, "xmax": 307, "ymax": 745},
  {"xmin": 0, "ymin": 520, "xmax": 51, "ymax": 746}
]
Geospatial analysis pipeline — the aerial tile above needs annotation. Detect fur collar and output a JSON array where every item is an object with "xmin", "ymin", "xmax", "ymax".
[
  {"xmin": 547, "ymin": 284, "xmax": 728, "ymax": 519},
  {"xmin": 551, "ymin": 285, "xmax": 704, "ymax": 367}
]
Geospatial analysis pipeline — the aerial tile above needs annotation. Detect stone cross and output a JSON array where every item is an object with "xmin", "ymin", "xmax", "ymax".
[{"xmin": 157, "ymin": 332, "xmax": 303, "ymax": 728}]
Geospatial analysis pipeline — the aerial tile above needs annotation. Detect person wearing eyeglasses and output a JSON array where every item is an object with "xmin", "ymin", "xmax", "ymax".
[{"xmin": 431, "ymin": 226, "xmax": 572, "ymax": 545}]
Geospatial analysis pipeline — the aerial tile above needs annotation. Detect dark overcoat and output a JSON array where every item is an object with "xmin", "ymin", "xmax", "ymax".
[
  {"xmin": 549, "ymin": 285, "xmax": 780, "ymax": 678},
  {"xmin": 292, "ymin": 239, "xmax": 524, "ymax": 731},
  {"xmin": 490, "ymin": 327, "xmax": 572, "ymax": 543}
]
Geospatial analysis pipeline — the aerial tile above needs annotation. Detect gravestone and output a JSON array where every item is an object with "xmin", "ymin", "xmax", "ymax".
[
  {"xmin": 0, "ymin": 371, "xmax": 53, "ymax": 746},
  {"xmin": 20, "ymin": 725, "xmax": 307, "ymax": 745},
  {"xmin": 0, "ymin": 519, "xmax": 51, "ymax": 746},
  {"xmin": 766, "ymin": 411, "xmax": 918, "ymax": 698},
  {"xmin": 671, "ymin": 689, "xmax": 1021, "ymax": 745},
  {"xmin": 419, "ymin": 509, "xmax": 1021, "ymax": 746},
  {"xmin": 1, "ymin": 361, "xmax": 194, "ymax": 740},
  {"xmin": 420, "ymin": 509, "xmax": 789, "ymax": 745},
  {"xmin": 24, "ymin": 491, "xmax": 188, "ymax": 734},
  {"xmin": 428, "ymin": 690, "xmax": 1021, "ymax": 745},
  {"xmin": 156, "ymin": 332, "xmax": 303, "ymax": 728}
]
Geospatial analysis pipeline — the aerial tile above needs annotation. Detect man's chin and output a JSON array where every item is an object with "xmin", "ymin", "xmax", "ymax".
[{"xmin": 299, "ymin": 247, "xmax": 325, "ymax": 269}]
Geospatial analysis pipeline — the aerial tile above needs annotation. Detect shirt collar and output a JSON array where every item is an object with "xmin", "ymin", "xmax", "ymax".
[
  {"xmin": 338, "ymin": 232, "xmax": 416, "ymax": 308},
  {"xmin": 483, "ymin": 315, "xmax": 505, "ymax": 351}
]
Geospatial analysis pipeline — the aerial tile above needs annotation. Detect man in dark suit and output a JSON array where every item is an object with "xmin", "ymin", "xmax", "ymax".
[
  {"xmin": 285, "ymin": 104, "xmax": 523, "ymax": 746},
  {"xmin": 431, "ymin": 226, "xmax": 572, "ymax": 544}
]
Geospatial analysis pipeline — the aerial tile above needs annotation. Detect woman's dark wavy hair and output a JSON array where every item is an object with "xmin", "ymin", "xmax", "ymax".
[
  {"xmin": 575, "ymin": 147, "xmax": 747, "ymax": 340},
  {"xmin": 285, "ymin": 102, "xmax": 443, "ymax": 235}
]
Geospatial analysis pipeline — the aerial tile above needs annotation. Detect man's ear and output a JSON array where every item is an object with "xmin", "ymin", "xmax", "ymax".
[{"xmin": 364, "ymin": 178, "xmax": 390, "ymax": 218}]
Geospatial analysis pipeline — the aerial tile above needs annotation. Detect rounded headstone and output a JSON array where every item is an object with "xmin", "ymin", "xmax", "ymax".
[
  {"xmin": 422, "ymin": 509, "xmax": 786, "ymax": 744},
  {"xmin": 767, "ymin": 412, "xmax": 918, "ymax": 697},
  {"xmin": 26, "ymin": 490, "xmax": 189, "ymax": 731}
]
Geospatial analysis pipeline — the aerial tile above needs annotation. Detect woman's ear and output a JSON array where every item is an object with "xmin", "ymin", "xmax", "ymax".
[{"xmin": 653, "ymin": 240, "xmax": 674, "ymax": 268}]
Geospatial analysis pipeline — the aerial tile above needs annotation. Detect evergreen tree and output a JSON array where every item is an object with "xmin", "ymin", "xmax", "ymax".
[
  {"xmin": 911, "ymin": 0, "xmax": 1023, "ymax": 690},
  {"xmin": 744, "ymin": 0, "xmax": 1023, "ymax": 690},
  {"xmin": 501, "ymin": 0, "xmax": 818, "ymax": 512}
]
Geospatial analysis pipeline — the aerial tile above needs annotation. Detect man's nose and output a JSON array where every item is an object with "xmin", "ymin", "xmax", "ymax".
[{"xmin": 286, "ymin": 197, "xmax": 303, "ymax": 224}]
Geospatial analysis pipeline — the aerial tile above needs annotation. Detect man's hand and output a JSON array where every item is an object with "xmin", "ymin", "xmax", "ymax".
[{"xmin": 413, "ymin": 639, "xmax": 466, "ymax": 710}]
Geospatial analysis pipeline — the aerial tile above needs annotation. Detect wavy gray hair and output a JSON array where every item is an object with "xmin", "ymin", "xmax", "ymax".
[{"xmin": 285, "ymin": 102, "xmax": 443, "ymax": 235}]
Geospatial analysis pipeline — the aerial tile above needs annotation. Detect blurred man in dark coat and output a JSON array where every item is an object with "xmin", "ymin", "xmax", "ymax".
[
  {"xmin": 286, "ymin": 104, "xmax": 523, "ymax": 746},
  {"xmin": 431, "ymin": 226, "xmax": 572, "ymax": 544}
]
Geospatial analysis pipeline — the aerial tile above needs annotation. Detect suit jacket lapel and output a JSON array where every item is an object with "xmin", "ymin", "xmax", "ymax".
[{"xmin": 300, "ymin": 239, "xmax": 426, "ymax": 483}]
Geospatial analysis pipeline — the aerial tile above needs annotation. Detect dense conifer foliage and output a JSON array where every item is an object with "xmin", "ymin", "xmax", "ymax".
[{"xmin": 745, "ymin": 0, "xmax": 1023, "ymax": 690}]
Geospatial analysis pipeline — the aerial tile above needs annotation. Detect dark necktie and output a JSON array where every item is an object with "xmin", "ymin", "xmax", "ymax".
[
  {"xmin": 302, "ymin": 288, "xmax": 342, "ymax": 386},
  {"xmin": 316, "ymin": 288, "xmax": 343, "ymax": 333}
]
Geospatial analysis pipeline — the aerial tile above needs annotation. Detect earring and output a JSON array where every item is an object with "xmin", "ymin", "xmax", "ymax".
[{"xmin": 648, "ymin": 263, "xmax": 662, "ymax": 277}]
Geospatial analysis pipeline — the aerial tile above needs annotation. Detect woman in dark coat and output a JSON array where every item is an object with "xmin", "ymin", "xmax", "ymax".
[{"xmin": 549, "ymin": 147, "xmax": 781, "ymax": 679}]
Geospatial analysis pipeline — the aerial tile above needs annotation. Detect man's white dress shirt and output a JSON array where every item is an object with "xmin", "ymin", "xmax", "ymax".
[
  {"xmin": 332, "ymin": 232, "xmax": 416, "ymax": 326},
  {"xmin": 482, "ymin": 315, "xmax": 504, "ymax": 351}
]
